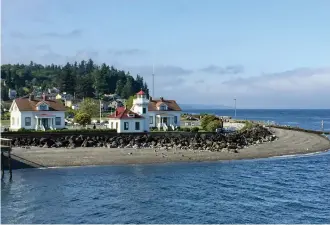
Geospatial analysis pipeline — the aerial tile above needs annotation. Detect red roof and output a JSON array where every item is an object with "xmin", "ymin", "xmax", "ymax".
[
  {"xmin": 108, "ymin": 107, "xmax": 144, "ymax": 119},
  {"xmin": 137, "ymin": 90, "xmax": 145, "ymax": 95}
]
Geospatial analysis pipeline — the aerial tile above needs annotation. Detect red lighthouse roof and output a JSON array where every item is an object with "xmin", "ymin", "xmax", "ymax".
[{"xmin": 137, "ymin": 90, "xmax": 145, "ymax": 95}]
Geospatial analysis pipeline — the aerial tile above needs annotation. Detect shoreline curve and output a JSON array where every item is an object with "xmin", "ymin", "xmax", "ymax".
[{"xmin": 8, "ymin": 128, "xmax": 330, "ymax": 169}]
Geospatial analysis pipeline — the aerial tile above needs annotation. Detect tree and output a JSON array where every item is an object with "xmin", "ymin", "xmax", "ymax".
[
  {"xmin": 121, "ymin": 77, "xmax": 134, "ymax": 99},
  {"xmin": 93, "ymin": 64, "xmax": 109, "ymax": 95},
  {"xmin": 206, "ymin": 120, "xmax": 221, "ymax": 132},
  {"xmin": 59, "ymin": 63, "xmax": 76, "ymax": 95},
  {"xmin": 78, "ymin": 98, "xmax": 100, "ymax": 117},
  {"xmin": 0, "ymin": 60, "xmax": 149, "ymax": 98},
  {"xmin": 74, "ymin": 112, "xmax": 91, "ymax": 127},
  {"xmin": 75, "ymin": 74, "xmax": 95, "ymax": 98},
  {"xmin": 201, "ymin": 115, "xmax": 219, "ymax": 130},
  {"xmin": 126, "ymin": 95, "xmax": 136, "ymax": 109}
]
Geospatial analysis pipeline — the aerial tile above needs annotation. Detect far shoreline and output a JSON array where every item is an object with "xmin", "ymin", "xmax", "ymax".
[{"xmin": 6, "ymin": 128, "xmax": 330, "ymax": 170}]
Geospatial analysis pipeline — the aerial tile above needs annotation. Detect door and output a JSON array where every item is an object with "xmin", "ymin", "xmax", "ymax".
[
  {"xmin": 163, "ymin": 117, "xmax": 168, "ymax": 125},
  {"xmin": 42, "ymin": 118, "xmax": 49, "ymax": 129}
]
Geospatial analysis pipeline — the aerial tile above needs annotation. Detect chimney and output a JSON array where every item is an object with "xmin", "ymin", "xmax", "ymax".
[
  {"xmin": 29, "ymin": 94, "xmax": 34, "ymax": 101},
  {"xmin": 149, "ymin": 96, "xmax": 152, "ymax": 101},
  {"xmin": 42, "ymin": 93, "xmax": 46, "ymax": 101},
  {"xmin": 115, "ymin": 110, "xmax": 118, "ymax": 117},
  {"xmin": 160, "ymin": 97, "xmax": 164, "ymax": 102}
]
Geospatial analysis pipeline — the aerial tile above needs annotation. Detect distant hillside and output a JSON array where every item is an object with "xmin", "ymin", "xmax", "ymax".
[{"xmin": 179, "ymin": 103, "xmax": 231, "ymax": 110}]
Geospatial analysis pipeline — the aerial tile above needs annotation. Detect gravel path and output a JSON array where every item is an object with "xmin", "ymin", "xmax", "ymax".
[{"xmin": 11, "ymin": 128, "xmax": 330, "ymax": 168}]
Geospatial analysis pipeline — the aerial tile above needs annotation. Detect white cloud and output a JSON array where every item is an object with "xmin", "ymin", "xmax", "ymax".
[{"xmin": 163, "ymin": 68, "xmax": 330, "ymax": 108}]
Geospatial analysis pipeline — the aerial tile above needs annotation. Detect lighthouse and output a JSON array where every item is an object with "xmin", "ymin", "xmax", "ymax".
[{"xmin": 132, "ymin": 89, "xmax": 150, "ymax": 132}]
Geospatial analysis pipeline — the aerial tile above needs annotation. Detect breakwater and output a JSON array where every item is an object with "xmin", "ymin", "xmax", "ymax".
[{"xmin": 5, "ymin": 125, "xmax": 274, "ymax": 152}]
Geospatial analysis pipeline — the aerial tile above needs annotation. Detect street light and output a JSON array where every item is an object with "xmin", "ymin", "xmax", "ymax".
[{"xmin": 234, "ymin": 98, "xmax": 237, "ymax": 117}]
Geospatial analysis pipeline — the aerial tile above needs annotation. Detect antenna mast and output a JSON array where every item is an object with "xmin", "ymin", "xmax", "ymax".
[{"xmin": 152, "ymin": 64, "xmax": 155, "ymax": 97}]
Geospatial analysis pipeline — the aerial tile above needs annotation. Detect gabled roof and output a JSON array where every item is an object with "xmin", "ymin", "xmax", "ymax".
[
  {"xmin": 108, "ymin": 107, "xmax": 144, "ymax": 119},
  {"xmin": 13, "ymin": 97, "xmax": 66, "ymax": 111},
  {"xmin": 35, "ymin": 101, "xmax": 49, "ymax": 107},
  {"xmin": 148, "ymin": 99, "xmax": 182, "ymax": 111}
]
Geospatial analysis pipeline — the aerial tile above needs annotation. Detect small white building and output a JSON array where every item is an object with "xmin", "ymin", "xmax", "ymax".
[
  {"xmin": 148, "ymin": 96, "xmax": 182, "ymax": 130},
  {"xmin": 108, "ymin": 107, "xmax": 146, "ymax": 133},
  {"xmin": 108, "ymin": 90, "xmax": 149, "ymax": 133},
  {"xmin": 109, "ymin": 90, "xmax": 182, "ymax": 132},
  {"xmin": 9, "ymin": 94, "xmax": 66, "ymax": 131}
]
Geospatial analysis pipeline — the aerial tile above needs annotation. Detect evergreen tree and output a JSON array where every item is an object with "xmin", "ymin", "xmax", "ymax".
[{"xmin": 59, "ymin": 63, "xmax": 76, "ymax": 95}]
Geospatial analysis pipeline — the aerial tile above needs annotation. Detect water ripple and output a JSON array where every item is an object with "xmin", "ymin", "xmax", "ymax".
[{"xmin": 2, "ymin": 152, "xmax": 330, "ymax": 224}]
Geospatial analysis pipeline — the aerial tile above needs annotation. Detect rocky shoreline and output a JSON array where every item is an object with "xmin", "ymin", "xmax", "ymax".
[{"xmin": 10, "ymin": 125, "xmax": 277, "ymax": 152}]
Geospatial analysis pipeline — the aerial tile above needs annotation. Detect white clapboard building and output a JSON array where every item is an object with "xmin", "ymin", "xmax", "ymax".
[
  {"xmin": 9, "ymin": 94, "xmax": 66, "ymax": 131},
  {"xmin": 108, "ymin": 90, "xmax": 182, "ymax": 133}
]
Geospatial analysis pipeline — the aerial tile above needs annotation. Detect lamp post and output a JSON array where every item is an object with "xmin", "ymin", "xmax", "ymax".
[
  {"xmin": 321, "ymin": 120, "xmax": 324, "ymax": 133},
  {"xmin": 234, "ymin": 98, "xmax": 237, "ymax": 118}
]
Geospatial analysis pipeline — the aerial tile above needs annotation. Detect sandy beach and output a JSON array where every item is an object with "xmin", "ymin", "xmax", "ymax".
[{"xmin": 10, "ymin": 128, "xmax": 330, "ymax": 168}]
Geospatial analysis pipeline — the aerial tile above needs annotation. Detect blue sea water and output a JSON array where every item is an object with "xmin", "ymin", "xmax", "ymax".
[
  {"xmin": 184, "ymin": 109, "xmax": 330, "ymax": 132},
  {"xmin": 1, "ymin": 109, "xmax": 330, "ymax": 224}
]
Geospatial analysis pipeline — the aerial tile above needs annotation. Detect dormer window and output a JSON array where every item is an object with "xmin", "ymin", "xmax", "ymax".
[
  {"xmin": 157, "ymin": 102, "xmax": 168, "ymax": 111},
  {"xmin": 159, "ymin": 105, "xmax": 167, "ymax": 110},
  {"xmin": 127, "ymin": 113, "xmax": 135, "ymax": 117},
  {"xmin": 37, "ymin": 103, "xmax": 49, "ymax": 111}
]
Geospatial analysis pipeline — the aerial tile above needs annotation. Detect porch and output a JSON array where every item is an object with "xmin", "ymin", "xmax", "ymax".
[
  {"xmin": 35, "ymin": 115, "xmax": 56, "ymax": 131},
  {"xmin": 155, "ymin": 114, "xmax": 177, "ymax": 131}
]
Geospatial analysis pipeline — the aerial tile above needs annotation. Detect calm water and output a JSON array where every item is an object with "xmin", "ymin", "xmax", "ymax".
[
  {"xmin": 2, "ymin": 109, "xmax": 330, "ymax": 224},
  {"xmin": 185, "ymin": 109, "xmax": 330, "ymax": 131}
]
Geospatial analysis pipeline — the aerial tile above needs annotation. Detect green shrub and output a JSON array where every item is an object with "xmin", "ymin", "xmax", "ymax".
[
  {"xmin": 201, "ymin": 115, "xmax": 219, "ymax": 130},
  {"xmin": 240, "ymin": 121, "xmax": 255, "ymax": 132},
  {"xmin": 74, "ymin": 112, "xmax": 91, "ymax": 126},
  {"xmin": 182, "ymin": 127, "xmax": 191, "ymax": 132},
  {"xmin": 191, "ymin": 127, "xmax": 199, "ymax": 132},
  {"xmin": 1, "ymin": 111, "xmax": 10, "ymax": 120},
  {"xmin": 206, "ymin": 120, "xmax": 221, "ymax": 132},
  {"xmin": 3, "ymin": 128, "xmax": 117, "ymax": 133}
]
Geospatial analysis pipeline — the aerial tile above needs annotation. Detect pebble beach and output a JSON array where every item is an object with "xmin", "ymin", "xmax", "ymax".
[{"xmin": 10, "ymin": 128, "xmax": 330, "ymax": 168}]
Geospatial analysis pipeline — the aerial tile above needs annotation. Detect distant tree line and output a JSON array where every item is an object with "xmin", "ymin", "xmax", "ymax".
[{"xmin": 1, "ymin": 59, "xmax": 149, "ymax": 100}]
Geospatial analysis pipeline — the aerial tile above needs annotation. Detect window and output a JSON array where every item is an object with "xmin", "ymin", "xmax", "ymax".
[
  {"xmin": 124, "ymin": 122, "xmax": 129, "ymax": 130},
  {"xmin": 55, "ymin": 117, "xmax": 61, "ymax": 125},
  {"xmin": 116, "ymin": 122, "xmax": 118, "ymax": 129},
  {"xmin": 174, "ymin": 116, "xmax": 178, "ymax": 124},
  {"xmin": 149, "ymin": 116, "xmax": 153, "ymax": 124},
  {"xmin": 160, "ymin": 105, "xmax": 167, "ymax": 111},
  {"xmin": 25, "ymin": 117, "xmax": 31, "ymax": 126},
  {"xmin": 111, "ymin": 122, "xmax": 113, "ymax": 129},
  {"xmin": 142, "ymin": 108, "xmax": 146, "ymax": 114},
  {"xmin": 38, "ymin": 104, "xmax": 48, "ymax": 110},
  {"xmin": 135, "ymin": 122, "xmax": 140, "ymax": 130}
]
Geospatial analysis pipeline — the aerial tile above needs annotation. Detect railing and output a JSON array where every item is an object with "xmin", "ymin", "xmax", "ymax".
[
  {"xmin": 170, "ymin": 124, "xmax": 175, "ymax": 131},
  {"xmin": 163, "ymin": 123, "xmax": 168, "ymax": 131}
]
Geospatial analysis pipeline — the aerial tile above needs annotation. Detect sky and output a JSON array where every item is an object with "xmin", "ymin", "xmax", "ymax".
[{"xmin": 1, "ymin": 0, "xmax": 330, "ymax": 109}]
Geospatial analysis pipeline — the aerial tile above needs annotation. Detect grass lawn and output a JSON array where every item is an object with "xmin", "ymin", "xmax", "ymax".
[
  {"xmin": 0, "ymin": 120, "xmax": 10, "ymax": 126},
  {"xmin": 91, "ymin": 117, "xmax": 109, "ymax": 121}
]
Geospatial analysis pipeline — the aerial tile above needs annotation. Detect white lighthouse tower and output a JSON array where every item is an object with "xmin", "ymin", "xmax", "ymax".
[{"xmin": 132, "ymin": 89, "xmax": 149, "ymax": 132}]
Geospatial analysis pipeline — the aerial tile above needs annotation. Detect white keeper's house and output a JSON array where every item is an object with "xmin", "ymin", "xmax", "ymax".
[
  {"xmin": 108, "ymin": 90, "xmax": 182, "ymax": 133},
  {"xmin": 9, "ymin": 94, "xmax": 66, "ymax": 131}
]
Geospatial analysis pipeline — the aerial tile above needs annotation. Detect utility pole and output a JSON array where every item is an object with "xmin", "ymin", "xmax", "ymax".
[{"xmin": 234, "ymin": 98, "xmax": 237, "ymax": 117}]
